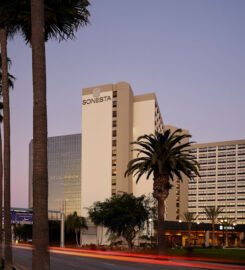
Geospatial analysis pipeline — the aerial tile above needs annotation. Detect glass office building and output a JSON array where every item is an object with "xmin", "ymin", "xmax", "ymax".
[{"xmin": 29, "ymin": 134, "xmax": 81, "ymax": 215}]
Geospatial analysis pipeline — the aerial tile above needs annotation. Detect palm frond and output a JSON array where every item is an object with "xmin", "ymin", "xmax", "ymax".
[{"xmin": 125, "ymin": 129, "xmax": 200, "ymax": 185}]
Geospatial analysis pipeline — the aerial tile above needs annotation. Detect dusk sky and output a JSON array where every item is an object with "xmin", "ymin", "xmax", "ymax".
[{"xmin": 6, "ymin": 0, "xmax": 245, "ymax": 207}]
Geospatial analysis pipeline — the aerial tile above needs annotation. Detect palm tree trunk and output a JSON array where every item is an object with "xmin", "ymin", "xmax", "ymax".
[
  {"xmin": 0, "ymin": 124, "xmax": 3, "ymax": 267},
  {"xmin": 0, "ymin": 27, "xmax": 13, "ymax": 270},
  {"xmin": 127, "ymin": 239, "xmax": 133, "ymax": 250},
  {"xmin": 31, "ymin": 1, "xmax": 50, "ymax": 269},
  {"xmin": 157, "ymin": 198, "xmax": 166, "ymax": 254},
  {"xmin": 75, "ymin": 231, "xmax": 79, "ymax": 247},
  {"xmin": 153, "ymin": 176, "xmax": 170, "ymax": 254}
]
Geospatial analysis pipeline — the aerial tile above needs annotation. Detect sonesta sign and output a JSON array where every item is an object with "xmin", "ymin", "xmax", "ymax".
[{"xmin": 82, "ymin": 95, "xmax": 112, "ymax": 105}]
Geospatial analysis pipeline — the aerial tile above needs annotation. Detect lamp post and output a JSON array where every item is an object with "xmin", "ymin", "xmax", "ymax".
[
  {"xmin": 220, "ymin": 219, "xmax": 227, "ymax": 247},
  {"xmin": 233, "ymin": 221, "xmax": 237, "ymax": 247},
  {"xmin": 178, "ymin": 219, "xmax": 183, "ymax": 247},
  {"xmin": 195, "ymin": 221, "xmax": 200, "ymax": 247},
  {"xmin": 60, "ymin": 209, "xmax": 64, "ymax": 248},
  {"xmin": 148, "ymin": 218, "xmax": 153, "ymax": 246},
  {"xmin": 60, "ymin": 200, "xmax": 66, "ymax": 248}
]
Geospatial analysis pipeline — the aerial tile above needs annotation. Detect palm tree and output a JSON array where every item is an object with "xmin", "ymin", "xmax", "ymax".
[
  {"xmin": 0, "ymin": 101, "xmax": 3, "ymax": 268},
  {"xmin": 204, "ymin": 205, "xmax": 223, "ymax": 246},
  {"xmin": 66, "ymin": 212, "xmax": 88, "ymax": 246},
  {"xmin": 31, "ymin": 1, "xmax": 89, "ymax": 268},
  {"xmin": 1, "ymin": 1, "xmax": 90, "ymax": 268},
  {"xmin": 0, "ymin": 30, "xmax": 14, "ymax": 270},
  {"xmin": 0, "ymin": 55, "xmax": 15, "ymax": 268},
  {"xmin": 181, "ymin": 212, "xmax": 198, "ymax": 247},
  {"xmin": 125, "ymin": 129, "xmax": 200, "ymax": 254}
]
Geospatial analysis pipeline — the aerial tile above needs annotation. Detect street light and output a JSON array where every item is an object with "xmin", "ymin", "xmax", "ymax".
[
  {"xmin": 195, "ymin": 221, "xmax": 200, "ymax": 246},
  {"xmin": 220, "ymin": 219, "xmax": 227, "ymax": 247},
  {"xmin": 148, "ymin": 218, "xmax": 153, "ymax": 246}
]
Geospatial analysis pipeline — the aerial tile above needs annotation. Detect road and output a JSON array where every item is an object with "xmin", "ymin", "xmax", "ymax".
[{"xmin": 12, "ymin": 245, "xmax": 244, "ymax": 270}]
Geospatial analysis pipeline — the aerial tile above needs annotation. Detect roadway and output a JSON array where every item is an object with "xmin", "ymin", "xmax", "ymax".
[{"xmin": 12, "ymin": 245, "xmax": 245, "ymax": 270}]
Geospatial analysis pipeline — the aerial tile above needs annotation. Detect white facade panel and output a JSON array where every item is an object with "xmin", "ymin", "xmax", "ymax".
[
  {"xmin": 132, "ymin": 99, "xmax": 156, "ymax": 197},
  {"xmin": 81, "ymin": 92, "xmax": 113, "ymax": 217}
]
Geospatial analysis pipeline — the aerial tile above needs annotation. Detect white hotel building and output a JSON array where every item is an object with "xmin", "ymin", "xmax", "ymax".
[
  {"xmin": 28, "ymin": 82, "xmax": 187, "ymax": 225},
  {"xmin": 81, "ymin": 82, "xmax": 187, "ymax": 224}
]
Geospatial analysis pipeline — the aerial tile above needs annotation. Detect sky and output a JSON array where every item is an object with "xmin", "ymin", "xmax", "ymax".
[{"xmin": 5, "ymin": 0, "xmax": 245, "ymax": 207}]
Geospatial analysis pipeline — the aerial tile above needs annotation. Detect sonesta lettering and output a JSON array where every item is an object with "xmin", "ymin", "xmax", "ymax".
[{"xmin": 82, "ymin": 96, "xmax": 112, "ymax": 105}]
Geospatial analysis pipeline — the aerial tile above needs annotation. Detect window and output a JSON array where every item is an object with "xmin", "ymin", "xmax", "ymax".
[
  {"xmin": 112, "ymin": 120, "xmax": 117, "ymax": 127},
  {"xmin": 112, "ymin": 130, "xmax": 117, "ymax": 137},
  {"xmin": 112, "ymin": 111, "xmax": 117, "ymax": 118},
  {"xmin": 112, "ymin": 179, "xmax": 116, "ymax": 185}
]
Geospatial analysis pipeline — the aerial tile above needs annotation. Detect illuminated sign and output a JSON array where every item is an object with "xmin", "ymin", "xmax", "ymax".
[{"xmin": 219, "ymin": 225, "xmax": 235, "ymax": 230}]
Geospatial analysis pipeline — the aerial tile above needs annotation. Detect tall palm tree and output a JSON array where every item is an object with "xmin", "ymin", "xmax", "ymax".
[
  {"xmin": 30, "ymin": 1, "xmax": 50, "ymax": 268},
  {"xmin": 0, "ymin": 101, "xmax": 3, "ymax": 268},
  {"xmin": 125, "ymin": 129, "xmax": 200, "ymax": 254},
  {"xmin": 181, "ymin": 212, "xmax": 198, "ymax": 247},
  {"xmin": 31, "ymin": 1, "xmax": 90, "ymax": 268},
  {"xmin": 0, "ymin": 29, "xmax": 13, "ymax": 270},
  {"xmin": 204, "ymin": 205, "xmax": 223, "ymax": 247},
  {"xmin": 1, "ymin": 1, "xmax": 90, "ymax": 268},
  {"xmin": 0, "ymin": 4, "xmax": 22, "ymax": 269},
  {"xmin": 0, "ymin": 55, "xmax": 15, "ymax": 268},
  {"xmin": 66, "ymin": 211, "xmax": 88, "ymax": 246}
]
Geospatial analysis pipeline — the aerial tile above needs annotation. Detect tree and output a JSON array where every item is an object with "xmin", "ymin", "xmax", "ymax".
[
  {"xmin": 0, "ymin": 100, "xmax": 3, "ymax": 268},
  {"xmin": 0, "ymin": 1, "xmax": 90, "ymax": 268},
  {"xmin": 0, "ymin": 9, "xmax": 18, "ymax": 268},
  {"xmin": 0, "ymin": 56, "xmax": 15, "ymax": 90},
  {"xmin": 66, "ymin": 212, "xmax": 88, "ymax": 247},
  {"xmin": 0, "ymin": 29, "xmax": 12, "ymax": 270},
  {"xmin": 0, "ymin": 46, "xmax": 15, "ymax": 269},
  {"xmin": 89, "ymin": 193, "xmax": 148, "ymax": 250},
  {"xmin": 14, "ymin": 224, "xmax": 32, "ymax": 242},
  {"xmin": 181, "ymin": 212, "xmax": 198, "ymax": 247},
  {"xmin": 204, "ymin": 206, "xmax": 223, "ymax": 246},
  {"xmin": 0, "ymin": 55, "xmax": 15, "ymax": 268},
  {"xmin": 125, "ymin": 129, "xmax": 200, "ymax": 254}
]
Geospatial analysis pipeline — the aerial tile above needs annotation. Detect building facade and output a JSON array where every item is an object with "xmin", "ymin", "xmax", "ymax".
[
  {"xmin": 28, "ymin": 82, "xmax": 188, "ymax": 230},
  {"xmin": 29, "ymin": 134, "xmax": 81, "ymax": 215},
  {"xmin": 81, "ymin": 82, "xmax": 188, "ymax": 243},
  {"xmin": 189, "ymin": 140, "xmax": 245, "ymax": 224},
  {"xmin": 164, "ymin": 125, "xmax": 189, "ymax": 221}
]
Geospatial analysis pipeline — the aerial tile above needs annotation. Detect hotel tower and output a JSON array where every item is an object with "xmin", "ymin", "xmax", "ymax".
[{"xmin": 81, "ymin": 82, "xmax": 187, "ymax": 224}]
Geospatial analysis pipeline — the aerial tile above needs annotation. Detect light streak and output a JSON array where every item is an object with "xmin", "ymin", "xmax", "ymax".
[{"xmin": 14, "ymin": 244, "xmax": 245, "ymax": 270}]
